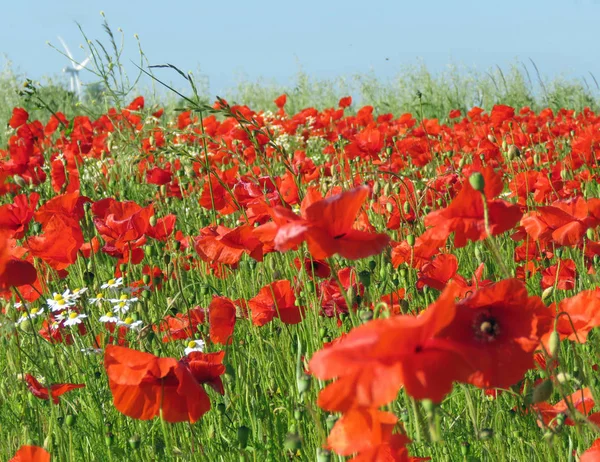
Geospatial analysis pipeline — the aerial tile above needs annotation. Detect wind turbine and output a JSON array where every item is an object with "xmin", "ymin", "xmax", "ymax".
[{"xmin": 57, "ymin": 36, "xmax": 90, "ymax": 100}]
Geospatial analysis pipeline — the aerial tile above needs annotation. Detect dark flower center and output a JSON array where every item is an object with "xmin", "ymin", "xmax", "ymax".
[
  {"xmin": 333, "ymin": 233, "xmax": 346, "ymax": 239},
  {"xmin": 473, "ymin": 312, "xmax": 500, "ymax": 342}
]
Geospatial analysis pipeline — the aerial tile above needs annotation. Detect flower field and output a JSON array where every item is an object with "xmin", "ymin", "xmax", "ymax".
[{"xmin": 4, "ymin": 86, "xmax": 600, "ymax": 461}]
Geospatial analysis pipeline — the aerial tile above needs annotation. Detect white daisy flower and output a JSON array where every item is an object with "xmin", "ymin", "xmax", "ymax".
[
  {"xmin": 101, "ymin": 278, "xmax": 124, "ymax": 289},
  {"xmin": 58, "ymin": 310, "xmax": 88, "ymax": 327},
  {"xmin": 88, "ymin": 293, "xmax": 106, "ymax": 306},
  {"xmin": 47, "ymin": 292, "xmax": 76, "ymax": 312},
  {"xmin": 111, "ymin": 300, "xmax": 133, "ymax": 314},
  {"xmin": 184, "ymin": 339, "xmax": 205, "ymax": 355},
  {"xmin": 15, "ymin": 306, "xmax": 45, "ymax": 324},
  {"xmin": 108, "ymin": 294, "xmax": 138, "ymax": 304},
  {"xmin": 117, "ymin": 316, "xmax": 143, "ymax": 331},
  {"xmin": 99, "ymin": 312, "xmax": 120, "ymax": 323}
]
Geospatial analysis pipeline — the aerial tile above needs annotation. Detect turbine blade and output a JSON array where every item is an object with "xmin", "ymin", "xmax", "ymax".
[
  {"xmin": 75, "ymin": 75, "xmax": 83, "ymax": 100},
  {"xmin": 58, "ymin": 36, "xmax": 74, "ymax": 61},
  {"xmin": 70, "ymin": 75, "xmax": 75, "ymax": 93},
  {"xmin": 75, "ymin": 56, "xmax": 91, "ymax": 71}
]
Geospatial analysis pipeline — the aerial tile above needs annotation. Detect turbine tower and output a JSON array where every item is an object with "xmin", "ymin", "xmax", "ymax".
[{"xmin": 58, "ymin": 36, "xmax": 90, "ymax": 100}]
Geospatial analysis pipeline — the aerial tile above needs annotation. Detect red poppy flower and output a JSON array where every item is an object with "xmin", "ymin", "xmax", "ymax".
[
  {"xmin": 266, "ymin": 185, "xmax": 390, "ymax": 260},
  {"xmin": 9, "ymin": 445, "xmax": 50, "ymax": 462},
  {"xmin": 104, "ymin": 345, "xmax": 224, "ymax": 423},
  {"xmin": 0, "ymin": 233, "xmax": 37, "ymax": 290},
  {"xmin": 154, "ymin": 307, "xmax": 206, "ymax": 342},
  {"xmin": 581, "ymin": 438, "xmax": 600, "ymax": 462},
  {"xmin": 9, "ymin": 107, "xmax": 29, "ymax": 129},
  {"xmin": 248, "ymin": 279, "xmax": 304, "ymax": 326},
  {"xmin": 146, "ymin": 166, "xmax": 172, "ymax": 185},
  {"xmin": 208, "ymin": 296, "xmax": 236, "ymax": 344},
  {"xmin": 438, "ymin": 279, "xmax": 551, "ymax": 389},
  {"xmin": 24, "ymin": 374, "xmax": 85, "ymax": 404},
  {"xmin": 339, "ymin": 96, "xmax": 352, "ymax": 109},
  {"xmin": 194, "ymin": 224, "xmax": 263, "ymax": 266},
  {"xmin": 521, "ymin": 197, "xmax": 600, "ymax": 247},
  {"xmin": 424, "ymin": 168, "xmax": 522, "ymax": 248},
  {"xmin": 542, "ymin": 289, "xmax": 600, "ymax": 346},
  {"xmin": 327, "ymin": 407, "xmax": 398, "ymax": 456},
  {"xmin": 532, "ymin": 388, "xmax": 594, "ymax": 427},
  {"xmin": 26, "ymin": 214, "xmax": 84, "ymax": 271},
  {"xmin": 310, "ymin": 284, "xmax": 471, "ymax": 408},
  {"xmin": 0, "ymin": 192, "xmax": 39, "ymax": 238},
  {"xmin": 540, "ymin": 259, "xmax": 577, "ymax": 291}
]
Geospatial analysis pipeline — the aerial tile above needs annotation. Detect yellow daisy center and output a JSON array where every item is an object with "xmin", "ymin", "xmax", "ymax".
[
  {"xmin": 187, "ymin": 340, "xmax": 197, "ymax": 349},
  {"xmin": 68, "ymin": 312, "xmax": 78, "ymax": 319},
  {"xmin": 124, "ymin": 317, "xmax": 134, "ymax": 324}
]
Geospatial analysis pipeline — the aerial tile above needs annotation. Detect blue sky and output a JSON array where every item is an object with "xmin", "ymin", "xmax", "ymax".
[{"xmin": 3, "ymin": 0, "xmax": 600, "ymax": 96}]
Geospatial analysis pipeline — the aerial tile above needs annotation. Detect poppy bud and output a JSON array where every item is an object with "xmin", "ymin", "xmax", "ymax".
[
  {"xmin": 587, "ymin": 228, "xmax": 595, "ymax": 240},
  {"xmin": 372, "ymin": 181, "xmax": 380, "ymax": 195},
  {"xmin": 358, "ymin": 270, "xmax": 371, "ymax": 287},
  {"xmin": 173, "ymin": 240, "xmax": 181, "ymax": 251},
  {"xmin": 284, "ymin": 432, "xmax": 302, "ymax": 452},
  {"xmin": 383, "ymin": 183, "xmax": 391, "ymax": 196},
  {"xmin": 294, "ymin": 407, "xmax": 303, "ymax": 420},
  {"xmin": 407, "ymin": 234, "xmax": 415, "ymax": 247},
  {"xmin": 317, "ymin": 449, "xmax": 332, "ymax": 462},
  {"xmin": 502, "ymin": 139, "xmax": 507, "ymax": 151},
  {"xmin": 142, "ymin": 289, "xmax": 151, "ymax": 299},
  {"xmin": 128, "ymin": 435, "xmax": 141, "ymax": 450},
  {"xmin": 548, "ymin": 330, "xmax": 560, "ymax": 358},
  {"xmin": 508, "ymin": 145, "xmax": 520, "ymax": 159},
  {"xmin": 142, "ymin": 274, "xmax": 151, "ymax": 284},
  {"xmin": 318, "ymin": 327, "xmax": 326, "ymax": 338},
  {"xmin": 460, "ymin": 442, "xmax": 470, "ymax": 456},
  {"xmin": 237, "ymin": 425, "xmax": 250, "ymax": 449},
  {"xmin": 66, "ymin": 414, "xmax": 77, "ymax": 427},
  {"xmin": 149, "ymin": 215, "xmax": 157, "ymax": 227},
  {"xmin": 399, "ymin": 268, "xmax": 407, "ymax": 278},
  {"xmin": 469, "ymin": 172, "xmax": 485, "ymax": 192},
  {"xmin": 386, "ymin": 202, "xmax": 394, "ymax": 213},
  {"xmin": 144, "ymin": 245, "xmax": 153, "ymax": 257},
  {"xmin": 119, "ymin": 263, "xmax": 127, "ymax": 272},
  {"xmin": 14, "ymin": 175, "xmax": 28, "ymax": 188},
  {"xmin": 159, "ymin": 185, "xmax": 167, "ymax": 196},
  {"xmin": 542, "ymin": 286, "xmax": 554, "ymax": 301},
  {"xmin": 488, "ymin": 134, "xmax": 496, "ymax": 143},
  {"xmin": 531, "ymin": 379, "xmax": 553, "ymax": 404},
  {"xmin": 297, "ymin": 374, "xmax": 311, "ymax": 395}
]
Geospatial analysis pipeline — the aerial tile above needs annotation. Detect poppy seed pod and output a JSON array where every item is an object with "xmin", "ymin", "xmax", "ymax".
[
  {"xmin": 128, "ymin": 435, "xmax": 141, "ymax": 450},
  {"xmin": 297, "ymin": 374, "xmax": 311, "ymax": 395},
  {"xmin": 469, "ymin": 172, "xmax": 485, "ymax": 192},
  {"xmin": 237, "ymin": 425, "xmax": 250, "ymax": 449},
  {"xmin": 407, "ymin": 234, "xmax": 415, "ymax": 247},
  {"xmin": 149, "ymin": 215, "xmax": 157, "ymax": 227}
]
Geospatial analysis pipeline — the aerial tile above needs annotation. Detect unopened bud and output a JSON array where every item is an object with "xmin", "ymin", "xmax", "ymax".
[{"xmin": 469, "ymin": 172, "xmax": 485, "ymax": 192}]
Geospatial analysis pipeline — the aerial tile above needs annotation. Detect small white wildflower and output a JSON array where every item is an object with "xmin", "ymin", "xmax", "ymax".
[
  {"xmin": 99, "ymin": 312, "xmax": 119, "ymax": 323},
  {"xmin": 88, "ymin": 293, "xmax": 106, "ymax": 306},
  {"xmin": 184, "ymin": 339, "xmax": 205, "ymax": 356},
  {"xmin": 58, "ymin": 311, "xmax": 88, "ymax": 327},
  {"xmin": 101, "ymin": 278, "xmax": 123, "ymax": 289},
  {"xmin": 117, "ymin": 316, "xmax": 143, "ymax": 331},
  {"xmin": 15, "ymin": 307, "xmax": 45, "ymax": 324}
]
